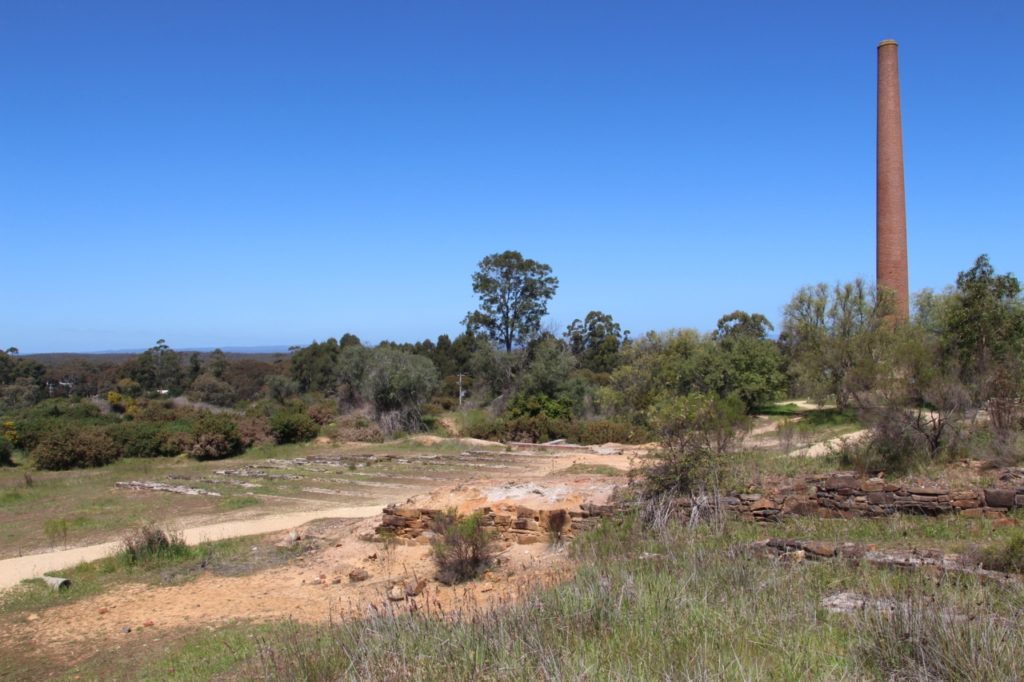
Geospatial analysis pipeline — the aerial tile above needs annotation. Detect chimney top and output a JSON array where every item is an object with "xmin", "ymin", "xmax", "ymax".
[{"xmin": 878, "ymin": 39, "xmax": 898, "ymax": 48}]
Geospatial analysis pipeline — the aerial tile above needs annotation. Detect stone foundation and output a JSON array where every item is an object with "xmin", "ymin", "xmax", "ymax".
[
  {"xmin": 376, "ymin": 470, "xmax": 1024, "ymax": 543},
  {"xmin": 376, "ymin": 502, "xmax": 617, "ymax": 545}
]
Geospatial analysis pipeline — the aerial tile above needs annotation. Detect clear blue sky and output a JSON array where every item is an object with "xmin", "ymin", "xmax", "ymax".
[{"xmin": 3, "ymin": 1, "xmax": 1022, "ymax": 353}]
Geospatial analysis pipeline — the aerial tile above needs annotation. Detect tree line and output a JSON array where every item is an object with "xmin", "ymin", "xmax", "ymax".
[{"xmin": 2, "ymin": 250, "xmax": 1022, "ymax": 473}]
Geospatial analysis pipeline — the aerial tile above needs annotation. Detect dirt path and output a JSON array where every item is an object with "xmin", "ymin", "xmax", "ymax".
[
  {"xmin": 0, "ymin": 504, "xmax": 381, "ymax": 590},
  {"xmin": 787, "ymin": 428, "xmax": 869, "ymax": 458}
]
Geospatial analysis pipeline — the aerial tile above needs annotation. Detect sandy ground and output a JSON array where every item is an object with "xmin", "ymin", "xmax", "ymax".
[
  {"xmin": 0, "ymin": 504, "xmax": 382, "ymax": 590},
  {"xmin": 1, "ymin": 459, "xmax": 622, "ymax": 665},
  {"xmin": 0, "ymin": 518, "xmax": 574, "ymax": 671},
  {"xmin": 787, "ymin": 429, "xmax": 870, "ymax": 458}
]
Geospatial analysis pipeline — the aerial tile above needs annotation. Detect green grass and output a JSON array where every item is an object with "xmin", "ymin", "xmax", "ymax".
[
  {"xmin": 559, "ymin": 463, "xmax": 625, "ymax": 476},
  {"xmin": 79, "ymin": 510, "xmax": 1024, "ymax": 681},
  {"xmin": 797, "ymin": 408, "xmax": 860, "ymax": 429},
  {"xmin": 218, "ymin": 495, "xmax": 262, "ymax": 511},
  {"xmin": 754, "ymin": 402, "xmax": 803, "ymax": 416}
]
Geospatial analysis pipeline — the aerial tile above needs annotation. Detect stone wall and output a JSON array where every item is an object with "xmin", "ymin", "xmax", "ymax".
[
  {"xmin": 376, "ymin": 470, "xmax": 1024, "ymax": 544},
  {"xmin": 668, "ymin": 470, "xmax": 1024, "ymax": 522},
  {"xmin": 376, "ymin": 502, "xmax": 617, "ymax": 545}
]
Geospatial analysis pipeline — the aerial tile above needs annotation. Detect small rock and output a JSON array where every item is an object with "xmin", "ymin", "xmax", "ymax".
[
  {"xmin": 143, "ymin": 620, "xmax": 155, "ymax": 627},
  {"xmin": 122, "ymin": 626, "xmax": 132, "ymax": 633},
  {"xmin": 349, "ymin": 568, "xmax": 370, "ymax": 582},
  {"xmin": 98, "ymin": 608, "xmax": 109, "ymax": 615},
  {"xmin": 289, "ymin": 530, "xmax": 301, "ymax": 543},
  {"xmin": 26, "ymin": 613, "xmax": 39, "ymax": 622},
  {"xmin": 802, "ymin": 541, "xmax": 837, "ymax": 558},
  {"xmin": 405, "ymin": 578, "xmax": 427, "ymax": 597},
  {"xmin": 387, "ymin": 585, "xmax": 406, "ymax": 601},
  {"xmin": 779, "ymin": 549, "xmax": 806, "ymax": 564},
  {"xmin": 984, "ymin": 489, "xmax": 1016, "ymax": 509},
  {"xmin": 331, "ymin": 576, "xmax": 342, "ymax": 585}
]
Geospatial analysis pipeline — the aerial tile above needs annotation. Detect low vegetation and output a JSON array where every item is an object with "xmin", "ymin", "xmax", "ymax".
[
  {"xmin": 429, "ymin": 509, "xmax": 497, "ymax": 585},
  {"xmin": 40, "ymin": 512, "xmax": 1020, "ymax": 681}
]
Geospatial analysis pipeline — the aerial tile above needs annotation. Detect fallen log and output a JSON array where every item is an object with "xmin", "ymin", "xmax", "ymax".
[{"xmin": 749, "ymin": 538, "xmax": 1022, "ymax": 584}]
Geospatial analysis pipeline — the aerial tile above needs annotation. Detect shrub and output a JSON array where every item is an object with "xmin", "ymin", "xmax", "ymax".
[
  {"xmin": 188, "ymin": 373, "xmax": 237, "ymax": 407},
  {"xmin": 429, "ymin": 508, "xmax": 497, "ymax": 585},
  {"xmin": 270, "ymin": 411, "xmax": 319, "ymax": 444},
  {"xmin": 188, "ymin": 414, "xmax": 244, "ymax": 460},
  {"xmin": 361, "ymin": 348, "xmax": 438, "ymax": 434},
  {"xmin": 32, "ymin": 424, "xmax": 120, "ymax": 470},
  {"xmin": 307, "ymin": 402, "xmax": 335, "ymax": 426},
  {"xmin": 638, "ymin": 394, "xmax": 747, "ymax": 497},
  {"xmin": 0, "ymin": 435, "xmax": 13, "ymax": 466},
  {"xmin": 119, "ymin": 524, "xmax": 190, "ymax": 567},
  {"xmin": 236, "ymin": 415, "xmax": 274, "ymax": 447},
  {"xmin": 505, "ymin": 414, "xmax": 573, "ymax": 443},
  {"xmin": 976, "ymin": 533, "xmax": 1024, "ymax": 573},
  {"xmin": 330, "ymin": 413, "xmax": 384, "ymax": 443},
  {"xmin": 265, "ymin": 375, "xmax": 300, "ymax": 404},
  {"xmin": 575, "ymin": 419, "xmax": 647, "ymax": 445},
  {"xmin": 507, "ymin": 393, "xmax": 574, "ymax": 420},
  {"xmin": 844, "ymin": 407, "xmax": 930, "ymax": 474},
  {"xmin": 106, "ymin": 421, "xmax": 177, "ymax": 458}
]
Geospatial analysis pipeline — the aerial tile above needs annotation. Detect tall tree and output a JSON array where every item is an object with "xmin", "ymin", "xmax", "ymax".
[
  {"xmin": 464, "ymin": 250, "xmax": 559, "ymax": 352},
  {"xmin": 565, "ymin": 311, "xmax": 626, "ymax": 374},
  {"xmin": 780, "ymin": 280, "xmax": 893, "ymax": 408}
]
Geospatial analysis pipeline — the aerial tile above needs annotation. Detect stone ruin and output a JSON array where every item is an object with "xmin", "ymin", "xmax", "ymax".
[
  {"xmin": 375, "ymin": 468, "xmax": 1024, "ymax": 544},
  {"xmin": 376, "ymin": 501, "xmax": 616, "ymax": 545}
]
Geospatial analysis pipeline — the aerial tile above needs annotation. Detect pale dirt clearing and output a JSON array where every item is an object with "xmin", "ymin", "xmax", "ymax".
[{"xmin": 787, "ymin": 428, "xmax": 870, "ymax": 458}]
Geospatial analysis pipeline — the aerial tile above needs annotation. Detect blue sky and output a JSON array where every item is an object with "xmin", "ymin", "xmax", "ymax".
[{"xmin": 2, "ymin": 1, "xmax": 1022, "ymax": 353}]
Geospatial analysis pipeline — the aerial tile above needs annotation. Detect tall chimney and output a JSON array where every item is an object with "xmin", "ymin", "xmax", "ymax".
[{"xmin": 876, "ymin": 39, "xmax": 910, "ymax": 320}]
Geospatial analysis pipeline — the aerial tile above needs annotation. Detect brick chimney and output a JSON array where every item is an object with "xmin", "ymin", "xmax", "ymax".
[{"xmin": 877, "ymin": 39, "xmax": 910, "ymax": 320}]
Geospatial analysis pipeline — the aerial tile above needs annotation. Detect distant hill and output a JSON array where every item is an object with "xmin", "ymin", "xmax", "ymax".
[{"xmin": 25, "ymin": 347, "xmax": 292, "ymax": 366}]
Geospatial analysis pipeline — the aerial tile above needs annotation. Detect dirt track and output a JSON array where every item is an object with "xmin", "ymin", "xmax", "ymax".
[{"xmin": 0, "ymin": 504, "xmax": 382, "ymax": 590}]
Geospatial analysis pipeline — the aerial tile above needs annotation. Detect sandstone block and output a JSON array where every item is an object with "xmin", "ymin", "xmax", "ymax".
[
  {"xmin": 802, "ymin": 541, "xmax": 837, "ymax": 558},
  {"xmin": 984, "ymin": 489, "xmax": 1016, "ymax": 508},
  {"xmin": 750, "ymin": 498, "xmax": 778, "ymax": 512}
]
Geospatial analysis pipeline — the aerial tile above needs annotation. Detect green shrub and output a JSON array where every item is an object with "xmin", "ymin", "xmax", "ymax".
[
  {"xmin": 21, "ymin": 398, "xmax": 101, "ymax": 420},
  {"xmin": 507, "ymin": 393, "xmax": 574, "ymax": 420},
  {"xmin": 429, "ymin": 509, "xmax": 497, "ymax": 585},
  {"xmin": 119, "ymin": 524, "xmax": 190, "ymax": 567},
  {"xmin": 639, "ymin": 394, "xmax": 748, "ymax": 497},
  {"xmin": 106, "ymin": 421, "xmax": 177, "ymax": 458},
  {"xmin": 188, "ymin": 414, "xmax": 244, "ymax": 460},
  {"xmin": 270, "ymin": 411, "xmax": 319, "ymax": 444},
  {"xmin": 187, "ymin": 373, "xmax": 237, "ymax": 407},
  {"xmin": 32, "ymin": 424, "xmax": 120, "ymax": 470},
  {"xmin": 977, "ymin": 533, "xmax": 1024, "ymax": 573},
  {"xmin": 0, "ymin": 434, "xmax": 12, "ymax": 466},
  {"xmin": 505, "ymin": 415, "xmax": 573, "ymax": 443},
  {"xmin": 575, "ymin": 419, "xmax": 647, "ymax": 445}
]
